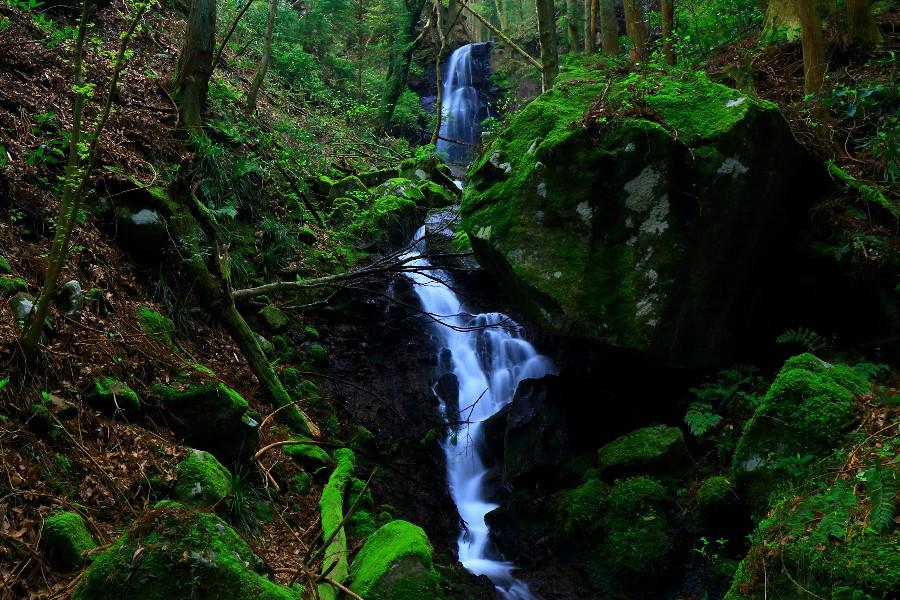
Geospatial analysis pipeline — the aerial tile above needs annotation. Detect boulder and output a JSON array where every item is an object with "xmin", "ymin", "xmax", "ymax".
[
  {"xmin": 502, "ymin": 377, "xmax": 570, "ymax": 483},
  {"xmin": 72, "ymin": 504, "xmax": 297, "ymax": 600},
  {"xmin": 9, "ymin": 292, "xmax": 34, "ymax": 321},
  {"xmin": 328, "ymin": 175, "xmax": 368, "ymax": 202},
  {"xmin": 348, "ymin": 520, "xmax": 441, "ymax": 600},
  {"xmin": 418, "ymin": 180, "xmax": 457, "ymax": 209},
  {"xmin": 173, "ymin": 449, "xmax": 233, "ymax": 506},
  {"xmin": 283, "ymin": 437, "xmax": 332, "ymax": 468},
  {"xmin": 597, "ymin": 424, "xmax": 691, "ymax": 480},
  {"xmin": 88, "ymin": 377, "xmax": 140, "ymax": 412},
  {"xmin": 259, "ymin": 305, "xmax": 290, "ymax": 332},
  {"xmin": 56, "ymin": 279, "xmax": 83, "ymax": 316},
  {"xmin": 372, "ymin": 177, "xmax": 426, "ymax": 205},
  {"xmin": 462, "ymin": 65, "xmax": 814, "ymax": 368},
  {"xmin": 0, "ymin": 275, "xmax": 27, "ymax": 297},
  {"xmin": 433, "ymin": 372, "xmax": 459, "ymax": 422},
  {"xmin": 40, "ymin": 511, "xmax": 96, "ymax": 571}
]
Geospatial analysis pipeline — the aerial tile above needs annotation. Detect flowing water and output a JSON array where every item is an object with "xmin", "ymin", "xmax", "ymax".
[
  {"xmin": 436, "ymin": 43, "xmax": 487, "ymax": 163},
  {"xmin": 403, "ymin": 221, "xmax": 555, "ymax": 600}
]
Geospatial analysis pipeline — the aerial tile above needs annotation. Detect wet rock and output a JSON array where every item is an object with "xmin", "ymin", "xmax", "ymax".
[
  {"xmin": 10, "ymin": 292, "xmax": 34, "ymax": 321},
  {"xmin": 88, "ymin": 377, "xmax": 140, "ymax": 412},
  {"xmin": 433, "ymin": 372, "xmax": 459, "ymax": 421}
]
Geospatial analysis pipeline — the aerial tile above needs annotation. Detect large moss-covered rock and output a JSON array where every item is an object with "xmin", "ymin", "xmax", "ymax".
[
  {"xmin": 732, "ymin": 354, "xmax": 871, "ymax": 512},
  {"xmin": 598, "ymin": 424, "xmax": 691, "ymax": 479},
  {"xmin": 72, "ymin": 504, "xmax": 297, "ymax": 600},
  {"xmin": 351, "ymin": 193, "xmax": 421, "ymax": 251},
  {"xmin": 462, "ymin": 63, "xmax": 813, "ymax": 368},
  {"xmin": 348, "ymin": 520, "xmax": 441, "ymax": 600},
  {"xmin": 41, "ymin": 511, "xmax": 96, "ymax": 571},
  {"xmin": 173, "ymin": 449, "xmax": 233, "ymax": 506}
]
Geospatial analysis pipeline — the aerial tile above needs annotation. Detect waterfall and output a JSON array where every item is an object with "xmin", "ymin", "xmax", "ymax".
[
  {"xmin": 403, "ymin": 220, "xmax": 555, "ymax": 600},
  {"xmin": 436, "ymin": 43, "xmax": 488, "ymax": 163}
]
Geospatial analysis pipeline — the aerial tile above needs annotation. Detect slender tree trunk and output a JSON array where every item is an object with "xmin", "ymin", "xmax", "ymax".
[
  {"xmin": 379, "ymin": 0, "xmax": 428, "ymax": 131},
  {"xmin": 623, "ymin": 0, "xmax": 648, "ymax": 62},
  {"xmin": 598, "ymin": 0, "xmax": 617, "ymax": 54},
  {"xmin": 583, "ymin": 0, "xmax": 592, "ymax": 52},
  {"xmin": 587, "ymin": 0, "xmax": 598, "ymax": 53},
  {"xmin": 798, "ymin": 0, "xmax": 826, "ymax": 94},
  {"xmin": 566, "ymin": 0, "xmax": 581, "ymax": 53},
  {"xmin": 431, "ymin": 0, "xmax": 446, "ymax": 146},
  {"xmin": 536, "ymin": 0, "xmax": 558, "ymax": 88},
  {"xmin": 847, "ymin": 0, "xmax": 882, "ymax": 45},
  {"xmin": 661, "ymin": 0, "xmax": 674, "ymax": 65},
  {"xmin": 459, "ymin": 0, "xmax": 541, "ymax": 70},
  {"xmin": 245, "ymin": 0, "xmax": 277, "ymax": 114},
  {"xmin": 173, "ymin": 0, "xmax": 216, "ymax": 133},
  {"xmin": 211, "ymin": 0, "xmax": 255, "ymax": 69}
]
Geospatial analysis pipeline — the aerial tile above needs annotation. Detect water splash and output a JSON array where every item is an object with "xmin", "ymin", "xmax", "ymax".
[{"xmin": 403, "ymin": 223, "xmax": 554, "ymax": 599}]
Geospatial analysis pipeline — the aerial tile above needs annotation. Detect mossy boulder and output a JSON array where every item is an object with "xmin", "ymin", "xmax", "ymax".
[
  {"xmin": 0, "ymin": 275, "xmax": 27, "ymax": 296},
  {"xmin": 461, "ymin": 63, "xmax": 813, "ymax": 368},
  {"xmin": 155, "ymin": 383, "xmax": 258, "ymax": 463},
  {"xmin": 173, "ymin": 449, "xmax": 233, "ymax": 506},
  {"xmin": 372, "ymin": 178, "xmax": 425, "ymax": 205},
  {"xmin": 136, "ymin": 306, "xmax": 176, "ymax": 346},
  {"xmin": 259, "ymin": 304, "xmax": 290, "ymax": 332},
  {"xmin": 328, "ymin": 175, "xmax": 368, "ymax": 202},
  {"xmin": 348, "ymin": 520, "xmax": 441, "ymax": 600},
  {"xmin": 598, "ymin": 424, "xmax": 691, "ymax": 480},
  {"xmin": 732, "ymin": 354, "xmax": 871, "ymax": 512},
  {"xmin": 41, "ymin": 511, "xmax": 96, "ymax": 571},
  {"xmin": 88, "ymin": 376, "xmax": 140, "ymax": 412},
  {"xmin": 417, "ymin": 180, "xmax": 457, "ymax": 209},
  {"xmin": 350, "ymin": 193, "xmax": 420, "ymax": 251},
  {"xmin": 72, "ymin": 504, "xmax": 298, "ymax": 600}
]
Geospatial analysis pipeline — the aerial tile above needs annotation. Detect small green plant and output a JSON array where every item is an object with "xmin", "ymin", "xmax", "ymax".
[
  {"xmin": 858, "ymin": 465, "xmax": 898, "ymax": 533},
  {"xmin": 684, "ymin": 402, "xmax": 722, "ymax": 436}
]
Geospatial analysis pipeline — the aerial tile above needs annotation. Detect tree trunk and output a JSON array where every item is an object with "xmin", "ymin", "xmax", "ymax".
[
  {"xmin": 798, "ymin": 0, "xmax": 826, "ymax": 94},
  {"xmin": 847, "ymin": 0, "xmax": 882, "ymax": 45},
  {"xmin": 379, "ymin": 0, "xmax": 428, "ymax": 131},
  {"xmin": 761, "ymin": 0, "xmax": 802, "ymax": 43},
  {"xmin": 431, "ymin": 0, "xmax": 445, "ymax": 146},
  {"xmin": 173, "ymin": 0, "xmax": 216, "ymax": 133},
  {"xmin": 245, "ymin": 0, "xmax": 277, "ymax": 114},
  {"xmin": 566, "ymin": 0, "xmax": 581, "ymax": 53},
  {"xmin": 623, "ymin": 0, "xmax": 648, "ymax": 62},
  {"xmin": 661, "ymin": 0, "xmax": 674, "ymax": 65},
  {"xmin": 583, "ymin": 0, "xmax": 593, "ymax": 53},
  {"xmin": 536, "ymin": 0, "xmax": 558, "ymax": 88},
  {"xmin": 598, "ymin": 0, "xmax": 617, "ymax": 54}
]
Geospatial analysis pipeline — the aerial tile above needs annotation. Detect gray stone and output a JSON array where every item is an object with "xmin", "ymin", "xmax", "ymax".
[
  {"xmin": 10, "ymin": 292, "xmax": 34, "ymax": 321},
  {"xmin": 56, "ymin": 280, "xmax": 84, "ymax": 317}
]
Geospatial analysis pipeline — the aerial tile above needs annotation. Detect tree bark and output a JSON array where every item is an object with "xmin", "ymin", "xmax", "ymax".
[
  {"xmin": 623, "ymin": 0, "xmax": 648, "ymax": 62},
  {"xmin": 430, "ymin": 0, "xmax": 446, "ymax": 146},
  {"xmin": 799, "ymin": 0, "xmax": 826, "ymax": 94},
  {"xmin": 245, "ymin": 0, "xmax": 277, "ymax": 114},
  {"xmin": 566, "ymin": 0, "xmax": 581, "ymax": 53},
  {"xmin": 379, "ymin": 0, "xmax": 428, "ymax": 131},
  {"xmin": 583, "ymin": 0, "xmax": 593, "ymax": 53},
  {"xmin": 847, "ymin": 0, "xmax": 882, "ymax": 45},
  {"xmin": 661, "ymin": 0, "xmax": 674, "ymax": 65},
  {"xmin": 536, "ymin": 0, "xmax": 558, "ymax": 88},
  {"xmin": 761, "ymin": 0, "xmax": 802, "ymax": 43},
  {"xmin": 173, "ymin": 0, "xmax": 216, "ymax": 133},
  {"xmin": 598, "ymin": 0, "xmax": 617, "ymax": 55}
]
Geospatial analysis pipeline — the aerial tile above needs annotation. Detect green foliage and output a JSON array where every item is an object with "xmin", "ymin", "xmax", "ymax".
[
  {"xmin": 776, "ymin": 327, "xmax": 828, "ymax": 353},
  {"xmin": 684, "ymin": 402, "xmax": 722, "ymax": 436},
  {"xmin": 390, "ymin": 90, "xmax": 428, "ymax": 141},
  {"xmin": 858, "ymin": 466, "xmax": 898, "ymax": 533}
]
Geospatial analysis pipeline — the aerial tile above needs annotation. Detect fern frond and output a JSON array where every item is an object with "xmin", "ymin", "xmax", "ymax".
[
  {"xmin": 776, "ymin": 328, "xmax": 828, "ymax": 353},
  {"xmin": 866, "ymin": 467, "xmax": 898, "ymax": 533},
  {"xmin": 684, "ymin": 402, "xmax": 721, "ymax": 437}
]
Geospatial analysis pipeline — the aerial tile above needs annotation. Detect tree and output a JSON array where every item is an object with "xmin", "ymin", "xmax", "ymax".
[
  {"xmin": 798, "ymin": 0, "xmax": 826, "ymax": 94},
  {"xmin": 379, "ymin": 0, "xmax": 428, "ymax": 131},
  {"xmin": 761, "ymin": 0, "xmax": 802, "ymax": 43},
  {"xmin": 245, "ymin": 0, "xmax": 277, "ymax": 113},
  {"xmin": 536, "ymin": 0, "xmax": 558, "ymax": 88},
  {"xmin": 623, "ymin": 0, "xmax": 648, "ymax": 61},
  {"xmin": 566, "ymin": 0, "xmax": 581, "ymax": 53},
  {"xmin": 847, "ymin": 0, "xmax": 882, "ymax": 45},
  {"xmin": 172, "ymin": 0, "xmax": 216, "ymax": 133},
  {"xmin": 21, "ymin": 0, "xmax": 150, "ymax": 354},
  {"xmin": 584, "ymin": 0, "xmax": 594, "ymax": 53},
  {"xmin": 661, "ymin": 0, "xmax": 674, "ymax": 64},
  {"xmin": 598, "ymin": 0, "xmax": 617, "ymax": 55}
]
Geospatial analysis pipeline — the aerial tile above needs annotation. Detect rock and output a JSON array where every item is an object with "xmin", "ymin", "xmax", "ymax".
[
  {"xmin": 155, "ymin": 383, "xmax": 259, "ymax": 463},
  {"xmin": 173, "ymin": 449, "xmax": 233, "ymax": 506},
  {"xmin": 328, "ymin": 175, "xmax": 368, "ymax": 202},
  {"xmin": 112, "ymin": 204, "xmax": 168, "ymax": 262},
  {"xmin": 732, "ymin": 354, "xmax": 871, "ymax": 513},
  {"xmin": 417, "ymin": 180, "xmax": 457, "ymax": 209},
  {"xmin": 696, "ymin": 475, "xmax": 743, "ymax": 532},
  {"xmin": 283, "ymin": 437, "xmax": 332, "ymax": 468},
  {"xmin": 88, "ymin": 377, "xmax": 140, "ymax": 412},
  {"xmin": 136, "ymin": 306, "xmax": 175, "ymax": 346},
  {"xmin": 55, "ymin": 280, "xmax": 83, "ymax": 316},
  {"xmin": 297, "ymin": 225, "xmax": 317, "ymax": 245},
  {"xmin": 259, "ymin": 305, "xmax": 290, "ymax": 332},
  {"xmin": 10, "ymin": 292, "xmax": 34, "ymax": 321},
  {"xmin": 349, "ymin": 192, "xmax": 421, "ymax": 252},
  {"xmin": 462, "ymin": 66, "xmax": 815, "ymax": 368},
  {"xmin": 40, "ymin": 511, "xmax": 96, "ymax": 571},
  {"xmin": 348, "ymin": 520, "xmax": 441, "ymax": 600},
  {"xmin": 328, "ymin": 196, "xmax": 360, "ymax": 228},
  {"xmin": 502, "ymin": 377, "xmax": 571, "ymax": 483},
  {"xmin": 302, "ymin": 341, "xmax": 328, "ymax": 365},
  {"xmin": 598, "ymin": 424, "xmax": 691, "ymax": 480},
  {"xmin": 358, "ymin": 167, "xmax": 401, "ymax": 189},
  {"xmin": 433, "ymin": 372, "xmax": 459, "ymax": 421},
  {"xmin": 0, "ymin": 275, "xmax": 27, "ymax": 297},
  {"xmin": 372, "ymin": 177, "xmax": 425, "ymax": 205},
  {"xmin": 72, "ymin": 504, "xmax": 296, "ymax": 600},
  {"xmin": 255, "ymin": 332, "xmax": 275, "ymax": 358}
]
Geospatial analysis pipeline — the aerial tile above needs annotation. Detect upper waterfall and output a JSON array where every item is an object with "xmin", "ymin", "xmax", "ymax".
[{"xmin": 435, "ymin": 43, "xmax": 492, "ymax": 163}]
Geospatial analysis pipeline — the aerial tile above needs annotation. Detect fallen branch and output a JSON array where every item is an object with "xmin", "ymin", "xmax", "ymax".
[{"xmin": 457, "ymin": 0, "xmax": 541, "ymax": 70}]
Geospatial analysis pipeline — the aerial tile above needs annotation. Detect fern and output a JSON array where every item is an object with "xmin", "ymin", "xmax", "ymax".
[
  {"xmin": 864, "ymin": 467, "xmax": 898, "ymax": 533},
  {"xmin": 776, "ymin": 328, "xmax": 828, "ymax": 353},
  {"xmin": 684, "ymin": 402, "xmax": 722, "ymax": 436}
]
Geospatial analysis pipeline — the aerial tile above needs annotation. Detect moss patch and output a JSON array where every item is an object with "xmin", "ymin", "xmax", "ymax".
[
  {"xmin": 89, "ymin": 376, "xmax": 140, "ymax": 412},
  {"xmin": 0, "ymin": 275, "xmax": 27, "ymax": 296},
  {"xmin": 318, "ymin": 448, "xmax": 355, "ymax": 600},
  {"xmin": 41, "ymin": 511, "xmax": 96, "ymax": 571},
  {"xmin": 348, "ymin": 520, "xmax": 441, "ymax": 600},
  {"xmin": 173, "ymin": 449, "xmax": 233, "ymax": 506},
  {"xmin": 598, "ymin": 424, "xmax": 692, "ymax": 479},
  {"xmin": 136, "ymin": 306, "xmax": 176, "ymax": 346}
]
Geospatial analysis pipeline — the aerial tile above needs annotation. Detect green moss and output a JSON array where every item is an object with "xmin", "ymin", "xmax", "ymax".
[
  {"xmin": 348, "ymin": 520, "xmax": 441, "ymax": 600},
  {"xmin": 826, "ymin": 161, "xmax": 898, "ymax": 219},
  {"xmin": 283, "ymin": 437, "xmax": 332, "ymax": 467},
  {"xmin": 90, "ymin": 377, "xmax": 140, "ymax": 412},
  {"xmin": 289, "ymin": 472, "xmax": 312, "ymax": 495},
  {"xmin": 173, "ymin": 449, "xmax": 232, "ymax": 506},
  {"xmin": 0, "ymin": 255, "xmax": 11, "ymax": 273},
  {"xmin": 72, "ymin": 505, "xmax": 298, "ymax": 600},
  {"xmin": 0, "ymin": 275, "xmax": 27, "ymax": 296},
  {"xmin": 302, "ymin": 342, "xmax": 328, "ymax": 365},
  {"xmin": 697, "ymin": 475, "xmax": 735, "ymax": 507},
  {"xmin": 42, "ymin": 511, "xmax": 96, "ymax": 571},
  {"xmin": 598, "ymin": 424, "xmax": 691, "ymax": 477},
  {"xmin": 417, "ymin": 180, "xmax": 456, "ymax": 209},
  {"xmin": 259, "ymin": 304, "xmax": 290, "ymax": 332},
  {"xmin": 559, "ymin": 478, "xmax": 608, "ymax": 536},
  {"xmin": 347, "ymin": 509, "xmax": 378, "ymax": 540},
  {"xmin": 328, "ymin": 175, "xmax": 368, "ymax": 201},
  {"xmin": 136, "ymin": 306, "xmax": 176, "ymax": 346},
  {"xmin": 318, "ymin": 448, "xmax": 355, "ymax": 600}
]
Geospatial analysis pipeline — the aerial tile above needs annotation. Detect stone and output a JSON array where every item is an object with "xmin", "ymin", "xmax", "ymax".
[
  {"xmin": 461, "ymin": 65, "xmax": 816, "ymax": 368},
  {"xmin": 328, "ymin": 175, "xmax": 368, "ymax": 202},
  {"xmin": 417, "ymin": 180, "xmax": 457, "ymax": 209},
  {"xmin": 348, "ymin": 520, "xmax": 441, "ymax": 600},
  {"xmin": 255, "ymin": 332, "xmax": 275, "ymax": 358},
  {"xmin": 10, "ymin": 292, "xmax": 34, "ymax": 321},
  {"xmin": 40, "ymin": 511, "xmax": 96, "ymax": 571},
  {"xmin": 502, "ymin": 377, "xmax": 571, "ymax": 483},
  {"xmin": 433, "ymin": 373, "xmax": 459, "ymax": 422},
  {"xmin": 598, "ymin": 424, "xmax": 691, "ymax": 480},
  {"xmin": 259, "ymin": 304, "xmax": 290, "ymax": 332},
  {"xmin": 173, "ymin": 449, "xmax": 233, "ymax": 506},
  {"xmin": 72, "ymin": 504, "xmax": 296, "ymax": 600},
  {"xmin": 55, "ymin": 280, "xmax": 83, "ymax": 316},
  {"xmin": 89, "ymin": 377, "xmax": 140, "ymax": 412},
  {"xmin": 136, "ymin": 306, "xmax": 175, "ymax": 346}
]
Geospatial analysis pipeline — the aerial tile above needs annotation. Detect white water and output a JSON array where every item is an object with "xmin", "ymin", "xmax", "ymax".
[
  {"xmin": 436, "ymin": 44, "xmax": 485, "ymax": 163},
  {"xmin": 403, "ymin": 222, "xmax": 555, "ymax": 599}
]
